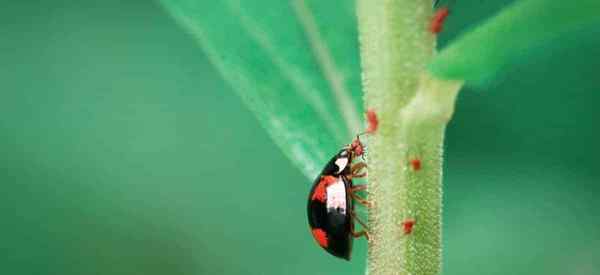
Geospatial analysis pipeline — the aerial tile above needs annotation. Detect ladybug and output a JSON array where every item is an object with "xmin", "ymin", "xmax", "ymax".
[{"xmin": 307, "ymin": 136, "xmax": 370, "ymax": 260}]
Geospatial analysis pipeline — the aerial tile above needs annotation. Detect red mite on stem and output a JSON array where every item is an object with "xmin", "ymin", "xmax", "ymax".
[
  {"xmin": 410, "ymin": 159, "xmax": 422, "ymax": 171},
  {"xmin": 366, "ymin": 109, "xmax": 379, "ymax": 134},
  {"xmin": 402, "ymin": 219, "xmax": 416, "ymax": 235},
  {"xmin": 430, "ymin": 6, "xmax": 450, "ymax": 34}
]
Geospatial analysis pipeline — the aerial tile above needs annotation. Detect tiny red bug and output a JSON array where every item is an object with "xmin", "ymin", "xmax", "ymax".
[
  {"xmin": 402, "ymin": 219, "xmax": 416, "ymax": 235},
  {"xmin": 430, "ymin": 6, "xmax": 450, "ymax": 34},
  {"xmin": 366, "ymin": 109, "xmax": 379, "ymax": 134},
  {"xmin": 410, "ymin": 158, "xmax": 422, "ymax": 171}
]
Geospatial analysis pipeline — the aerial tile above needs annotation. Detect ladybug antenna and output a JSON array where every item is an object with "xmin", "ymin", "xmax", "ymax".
[{"xmin": 356, "ymin": 131, "xmax": 369, "ymax": 141}]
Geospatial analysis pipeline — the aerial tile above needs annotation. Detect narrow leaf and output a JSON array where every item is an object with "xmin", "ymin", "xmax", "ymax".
[
  {"xmin": 160, "ymin": 0, "xmax": 363, "ymax": 178},
  {"xmin": 429, "ymin": 0, "xmax": 600, "ymax": 83}
]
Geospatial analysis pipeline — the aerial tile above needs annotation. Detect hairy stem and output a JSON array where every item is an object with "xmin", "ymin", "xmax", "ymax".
[{"xmin": 357, "ymin": 1, "xmax": 463, "ymax": 274}]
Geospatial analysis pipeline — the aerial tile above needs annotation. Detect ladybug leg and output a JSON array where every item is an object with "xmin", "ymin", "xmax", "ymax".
[
  {"xmin": 350, "ymin": 192, "xmax": 372, "ymax": 208},
  {"xmin": 351, "ymin": 185, "xmax": 367, "ymax": 192},
  {"xmin": 350, "ymin": 184, "xmax": 371, "ymax": 207},
  {"xmin": 352, "ymin": 162, "xmax": 367, "ymax": 171},
  {"xmin": 350, "ymin": 162, "xmax": 367, "ymax": 178},
  {"xmin": 351, "ymin": 211, "xmax": 369, "ymax": 230},
  {"xmin": 349, "ymin": 163, "xmax": 371, "ymax": 206},
  {"xmin": 351, "ymin": 211, "xmax": 370, "ymax": 240},
  {"xmin": 352, "ymin": 230, "xmax": 370, "ymax": 240}
]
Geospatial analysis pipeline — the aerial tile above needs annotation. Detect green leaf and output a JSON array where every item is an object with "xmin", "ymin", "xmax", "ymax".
[
  {"xmin": 160, "ymin": 0, "xmax": 363, "ymax": 178},
  {"xmin": 429, "ymin": 0, "xmax": 600, "ymax": 83}
]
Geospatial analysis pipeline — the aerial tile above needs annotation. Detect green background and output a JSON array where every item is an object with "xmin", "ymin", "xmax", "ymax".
[{"xmin": 2, "ymin": 1, "xmax": 598, "ymax": 275}]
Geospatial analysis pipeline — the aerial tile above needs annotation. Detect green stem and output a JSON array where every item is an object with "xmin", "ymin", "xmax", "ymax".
[{"xmin": 356, "ymin": 1, "xmax": 463, "ymax": 274}]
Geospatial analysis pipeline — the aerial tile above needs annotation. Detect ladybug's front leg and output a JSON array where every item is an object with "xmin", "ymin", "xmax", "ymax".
[{"xmin": 349, "ymin": 162, "xmax": 367, "ymax": 179}]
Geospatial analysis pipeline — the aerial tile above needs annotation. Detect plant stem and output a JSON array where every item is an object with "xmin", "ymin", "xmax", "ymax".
[{"xmin": 356, "ymin": 1, "xmax": 463, "ymax": 274}]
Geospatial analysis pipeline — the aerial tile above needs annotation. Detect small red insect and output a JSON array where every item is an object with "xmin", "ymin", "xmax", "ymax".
[
  {"xmin": 430, "ymin": 6, "xmax": 450, "ymax": 34},
  {"xmin": 402, "ymin": 219, "xmax": 416, "ymax": 235},
  {"xmin": 410, "ymin": 159, "xmax": 422, "ymax": 171},
  {"xmin": 366, "ymin": 109, "xmax": 379, "ymax": 134}
]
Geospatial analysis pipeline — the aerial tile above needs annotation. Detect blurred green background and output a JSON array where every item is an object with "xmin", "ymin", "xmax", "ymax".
[{"xmin": 1, "ymin": 1, "xmax": 599, "ymax": 275}]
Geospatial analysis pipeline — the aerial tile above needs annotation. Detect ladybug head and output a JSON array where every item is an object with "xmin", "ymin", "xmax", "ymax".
[{"xmin": 349, "ymin": 135, "xmax": 365, "ymax": 158}]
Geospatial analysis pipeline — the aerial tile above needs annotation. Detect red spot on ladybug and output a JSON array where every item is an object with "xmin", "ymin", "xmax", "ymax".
[
  {"xmin": 311, "ymin": 176, "xmax": 337, "ymax": 202},
  {"xmin": 311, "ymin": 228, "xmax": 329, "ymax": 248},
  {"xmin": 366, "ymin": 109, "xmax": 379, "ymax": 134},
  {"xmin": 430, "ymin": 7, "xmax": 450, "ymax": 34},
  {"xmin": 402, "ymin": 219, "xmax": 416, "ymax": 235},
  {"xmin": 410, "ymin": 159, "xmax": 421, "ymax": 171}
]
